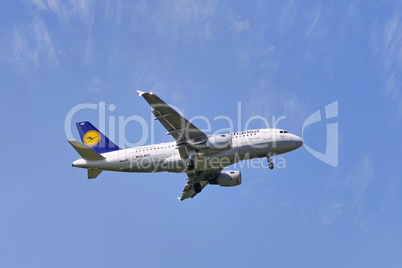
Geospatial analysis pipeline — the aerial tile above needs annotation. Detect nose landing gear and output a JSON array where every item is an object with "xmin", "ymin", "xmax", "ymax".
[{"xmin": 266, "ymin": 153, "xmax": 274, "ymax": 169}]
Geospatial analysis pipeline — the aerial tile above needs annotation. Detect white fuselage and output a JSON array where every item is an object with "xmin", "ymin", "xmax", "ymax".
[{"xmin": 72, "ymin": 128, "xmax": 303, "ymax": 173}]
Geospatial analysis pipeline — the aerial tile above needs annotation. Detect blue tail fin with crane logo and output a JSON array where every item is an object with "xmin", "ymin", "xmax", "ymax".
[{"xmin": 76, "ymin": 121, "xmax": 120, "ymax": 154}]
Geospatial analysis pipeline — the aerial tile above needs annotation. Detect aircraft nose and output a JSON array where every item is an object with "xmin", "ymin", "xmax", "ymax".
[
  {"xmin": 290, "ymin": 134, "xmax": 303, "ymax": 149},
  {"xmin": 294, "ymin": 135, "xmax": 303, "ymax": 148}
]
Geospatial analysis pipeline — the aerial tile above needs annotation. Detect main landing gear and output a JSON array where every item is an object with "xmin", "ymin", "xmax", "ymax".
[
  {"xmin": 186, "ymin": 149, "xmax": 198, "ymax": 171},
  {"xmin": 186, "ymin": 159, "xmax": 195, "ymax": 170},
  {"xmin": 266, "ymin": 153, "xmax": 274, "ymax": 170}
]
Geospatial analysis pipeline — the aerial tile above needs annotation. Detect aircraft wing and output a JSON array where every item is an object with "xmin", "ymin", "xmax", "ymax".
[
  {"xmin": 137, "ymin": 90, "xmax": 207, "ymax": 158},
  {"xmin": 179, "ymin": 169, "xmax": 221, "ymax": 201}
]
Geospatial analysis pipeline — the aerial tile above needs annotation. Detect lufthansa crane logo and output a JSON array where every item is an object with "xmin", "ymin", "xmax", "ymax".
[{"xmin": 83, "ymin": 130, "xmax": 100, "ymax": 146}]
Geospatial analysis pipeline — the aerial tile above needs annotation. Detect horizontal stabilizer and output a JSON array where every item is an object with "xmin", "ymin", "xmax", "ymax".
[
  {"xmin": 88, "ymin": 169, "xmax": 102, "ymax": 179},
  {"xmin": 68, "ymin": 141, "xmax": 105, "ymax": 161}
]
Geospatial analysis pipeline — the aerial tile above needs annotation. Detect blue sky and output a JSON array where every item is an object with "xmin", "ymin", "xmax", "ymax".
[{"xmin": 1, "ymin": 1, "xmax": 401, "ymax": 267}]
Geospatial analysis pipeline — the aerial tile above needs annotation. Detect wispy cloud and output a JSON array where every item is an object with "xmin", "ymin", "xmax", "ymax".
[
  {"xmin": 130, "ymin": 56, "xmax": 167, "ymax": 94},
  {"xmin": 11, "ymin": 26, "xmax": 38, "ymax": 68},
  {"xmin": 319, "ymin": 153, "xmax": 376, "ymax": 230},
  {"xmin": 30, "ymin": 0, "xmax": 68, "ymax": 20},
  {"xmin": 231, "ymin": 17, "xmax": 249, "ymax": 33},
  {"xmin": 320, "ymin": 201, "xmax": 344, "ymax": 225},
  {"xmin": 352, "ymin": 200, "xmax": 380, "ymax": 233},
  {"xmin": 371, "ymin": 12, "xmax": 402, "ymax": 116},
  {"xmin": 245, "ymin": 80, "xmax": 309, "ymax": 130},
  {"xmin": 151, "ymin": 0, "xmax": 218, "ymax": 43},
  {"xmin": 305, "ymin": 1, "xmax": 326, "ymax": 39},
  {"xmin": 32, "ymin": 17, "xmax": 59, "ymax": 67},
  {"xmin": 84, "ymin": 33, "xmax": 93, "ymax": 65},
  {"xmin": 350, "ymin": 153, "xmax": 377, "ymax": 231},
  {"xmin": 4, "ymin": 0, "xmax": 97, "ymax": 69},
  {"xmin": 30, "ymin": 0, "xmax": 94, "ymax": 25},
  {"xmin": 104, "ymin": 0, "xmax": 125, "ymax": 25},
  {"xmin": 277, "ymin": 0, "xmax": 298, "ymax": 34},
  {"xmin": 10, "ymin": 16, "xmax": 59, "ymax": 69},
  {"xmin": 350, "ymin": 154, "xmax": 373, "ymax": 204},
  {"xmin": 102, "ymin": 1, "xmax": 218, "ymax": 43},
  {"xmin": 87, "ymin": 77, "xmax": 105, "ymax": 92},
  {"xmin": 70, "ymin": 0, "xmax": 95, "ymax": 24}
]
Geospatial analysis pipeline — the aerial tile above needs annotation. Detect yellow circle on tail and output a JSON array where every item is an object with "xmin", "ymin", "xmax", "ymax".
[{"xmin": 83, "ymin": 130, "xmax": 100, "ymax": 146}]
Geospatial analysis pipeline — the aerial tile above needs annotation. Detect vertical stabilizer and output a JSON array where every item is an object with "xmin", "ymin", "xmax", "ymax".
[{"xmin": 76, "ymin": 121, "xmax": 120, "ymax": 154}]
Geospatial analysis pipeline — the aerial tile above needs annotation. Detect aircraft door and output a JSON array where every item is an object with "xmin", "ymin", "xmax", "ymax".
[
  {"xmin": 119, "ymin": 150, "xmax": 128, "ymax": 162},
  {"xmin": 263, "ymin": 130, "xmax": 272, "ymax": 140}
]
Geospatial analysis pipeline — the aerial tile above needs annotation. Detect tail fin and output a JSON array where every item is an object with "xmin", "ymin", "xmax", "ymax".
[{"xmin": 76, "ymin": 121, "xmax": 120, "ymax": 154}]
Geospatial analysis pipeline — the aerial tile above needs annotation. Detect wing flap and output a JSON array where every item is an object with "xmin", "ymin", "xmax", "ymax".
[
  {"xmin": 180, "ymin": 180, "xmax": 209, "ymax": 201},
  {"xmin": 178, "ymin": 169, "xmax": 222, "ymax": 201}
]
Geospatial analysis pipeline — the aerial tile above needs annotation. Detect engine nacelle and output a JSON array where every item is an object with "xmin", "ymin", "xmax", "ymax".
[
  {"xmin": 194, "ymin": 134, "xmax": 232, "ymax": 151},
  {"xmin": 209, "ymin": 171, "xmax": 242, "ymax": 187}
]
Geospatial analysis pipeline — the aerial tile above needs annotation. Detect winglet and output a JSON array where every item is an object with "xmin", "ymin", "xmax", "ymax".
[{"xmin": 137, "ymin": 90, "xmax": 146, "ymax": 96}]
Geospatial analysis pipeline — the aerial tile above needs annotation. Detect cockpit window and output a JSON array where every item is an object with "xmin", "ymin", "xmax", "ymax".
[{"xmin": 279, "ymin": 130, "xmax": 288, "ymax": 133}]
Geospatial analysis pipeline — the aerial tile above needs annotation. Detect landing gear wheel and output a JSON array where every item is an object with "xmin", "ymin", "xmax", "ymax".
[
  {"xmin": 186, "ymin": 159, "xmax": 195, "ymax": 170},
  {"xmin": 193, "ymin": 182, "xmax": 202, "ymax": 193},
  {"xmin": 268, "ymin": 162, "xmax": 274, "ymax": 169},
  {"xmin": 266, "ymin": 153, "xmax": 274, "ymax": 170}
]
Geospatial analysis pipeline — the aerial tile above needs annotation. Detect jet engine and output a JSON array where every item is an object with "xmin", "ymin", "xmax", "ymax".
[
  {"xmin": 209, "ymin": 170, "xmax": 242, "ymax": 187},
  {"xmin": 193, "ymin": 134, "xmax": 232, "ymax": 151}
]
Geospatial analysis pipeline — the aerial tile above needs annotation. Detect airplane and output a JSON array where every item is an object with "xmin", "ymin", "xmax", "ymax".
[{"xmin": 69, "ymin": 91, "xmax": 303, "ymax": 201}]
